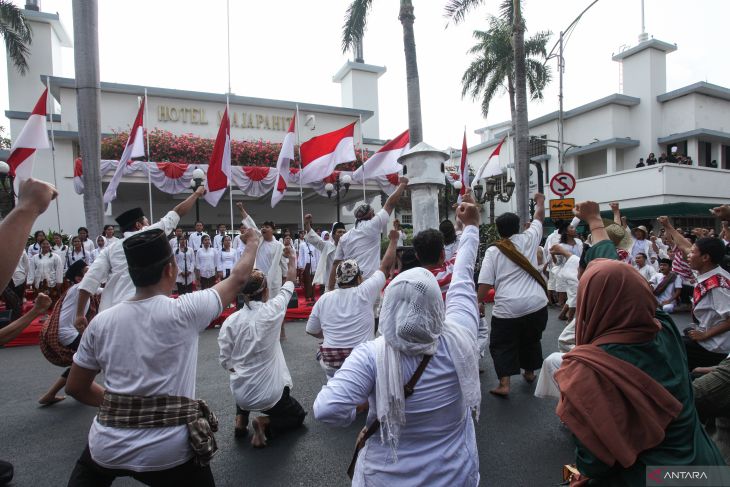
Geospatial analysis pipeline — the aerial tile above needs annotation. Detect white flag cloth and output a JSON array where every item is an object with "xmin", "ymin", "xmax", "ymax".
[
  {"xmin": 103, "ymin": 100, "xmax": 146, "ymax": 204},
  {"xmin": 7, "ymin": 88, "xmax": 49, "ymax": 180},
  {"xmin": 351, "ymin": 129, "xmax": 409, "ymax": 182},
  {"xmin": 271, "ymin": 115, "xmax": 296, "ymax": 207},
  {"xmin": 299, "ymin": 122, "xmax": 356, "ymax": 184},
  {"xmin": 472, "ymin": 137, "xmax": 506, "ymax": 184},
  {"xmin": 204, "ymin": 107, "xmax": 231, "ymax": 207}
]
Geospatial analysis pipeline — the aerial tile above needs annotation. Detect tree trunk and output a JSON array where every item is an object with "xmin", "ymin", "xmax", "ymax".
[
  {"xmin": 507, "ymin": 74, "xmax": 518, "ymax": 178},
  {"xmin": 72, "ymin": 0, "xmax": 103, "ymax": 239},
  {"xmin": 398, "ymin": 0, "xmax": 423, "ymax": 145},
  {"xmin": 512, "ymin": 0, "xmax": 530, "ymax": 225}
]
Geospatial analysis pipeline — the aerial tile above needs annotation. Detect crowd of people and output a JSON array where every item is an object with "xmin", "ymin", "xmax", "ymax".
[{"xmin": 0, "ymin": 174, "xmax": 729, "ymax": 486}]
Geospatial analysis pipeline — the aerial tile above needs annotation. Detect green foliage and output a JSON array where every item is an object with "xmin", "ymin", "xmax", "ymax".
[
  {"xmin": 0, "ymin": 126, "xmax": 11, "ymax": 149},
  {"xmin": 27, "ymin": 229, "xmax": 69, "ymax": 248},
  {"xmin": 0, "ymin": 0, "xmax": 32, "ymax": 75}
]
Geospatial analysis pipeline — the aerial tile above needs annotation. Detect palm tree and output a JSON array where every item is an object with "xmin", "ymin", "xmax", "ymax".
[
  {"xmin": 447, "ymin": 0, "xmax": 539, "ymax": 224},
  {"xmin": 0, "ymin": 0, "xmax": 32, "ymax": 75},
  {"xmin": 342, "ymin": 0, "xmax": 423, "ymax": 145},
  {"xmin": 73, "ymin": 0, "xmax": 103, "ymax": 238}
]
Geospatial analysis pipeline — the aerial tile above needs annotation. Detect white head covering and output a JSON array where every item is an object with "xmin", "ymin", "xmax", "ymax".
[
  {"xmin": 321, "ymin": 230, "xmax": 330, "ymax": 241},
  {"xmin": 375, "ymin": 267, "xmax": 481, "ymax": 458}
]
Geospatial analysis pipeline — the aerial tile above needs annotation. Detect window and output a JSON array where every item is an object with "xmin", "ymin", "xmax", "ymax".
[{"xmin": 399, "ymin": 212, "xmax": 412, "ymax": 225}]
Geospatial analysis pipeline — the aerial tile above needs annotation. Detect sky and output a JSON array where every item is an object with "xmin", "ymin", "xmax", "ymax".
[{"xmin": 1, "ymin": 0, "xmax": 729, "ymax": 150}]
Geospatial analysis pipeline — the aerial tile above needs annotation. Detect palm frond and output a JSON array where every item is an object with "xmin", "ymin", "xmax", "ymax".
[
  {"xmin": 342, "ymin": 0, "xmax": 373, "ymax": 53},
  {"xmin": 524, "ymin": 30, "xmax": 551, "ymax": 57},
  {"xmin": 444, "ymin": 0, "xmax": 486, "ymax": 25},
  {"xmin": 0, "ymin": 0, "xmax": 32, "ymax": 74}
]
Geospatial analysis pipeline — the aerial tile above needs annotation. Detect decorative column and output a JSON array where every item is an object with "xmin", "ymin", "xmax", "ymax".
[{"xmin": 398, "ymin": 142, "xmax": 447, "ymax": 235}]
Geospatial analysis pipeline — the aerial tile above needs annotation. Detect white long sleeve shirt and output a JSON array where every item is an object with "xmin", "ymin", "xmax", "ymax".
[
  {"xmin": 305, "ymin": 229, "xmax": 336, "ymax": 290},
  {"xmin": 313, "ymin": 225, "xmax": 481, "ymax": 487},
  {"xmin": 195, "ymin": 247, "xmax": 217, "ymax": 279},
  {"xmin": 218, "ymin": 281, "xmax": 294, "ymax": 411},
  {"xmin": 334, "ymin": 209, "xmax": 389, "ymax": 279},
  {"xmin": 12, "ymin": 252, "xmax": 29, "ymax": 287},
  {"xmin": 175, "ymin": 248, "xmax": 195, "ymax": 285},
  {"xmin": 79, "ymin": 211, "xmax": 180, "ymax": 312},
  {"xmin": 216, "ymin": 248, "xmax": 237, "ymax": 276},
  {"xmin": 297, "ymin": 239, "xmax": 319, "ymax": 272},
  {"xmin": 213, "ymin": 234, "xmax": 226, "ymax": 251},
  {"xmin": 188, "ymin": 232, "xmax": 209, "ymax": 252},
  {"xmin": 28, "ymin": 252, "xmax": 64, "ymax": 288}
]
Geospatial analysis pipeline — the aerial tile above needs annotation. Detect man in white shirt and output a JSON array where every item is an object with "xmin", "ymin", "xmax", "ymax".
[
  {"xmin": 306, "ymin": 229, "xmax": 397, "ymax": 378},
  {"xmin": 218, "ymin": 245, "xmax": 305, "ymax": 447},
  {"xmin": 73, "ymin": 187, "xmax": 205, "ymax": 331},
  {"xmin": 169, "ymin": 227, "xmax": 184, "ymax": 251},
  {"xmin": 188, "ymin": 221, "xmax": 209, "ymax": 252},
  {"xmin": 303, "ymin": 216, "xmax": 345, "ymax": 292},
  {"xmin": 66, "ymin": 226, "xmax": 259, "ymax": 486},
  {"xmin": 232, "ymin": 223, "xmax": 246, "ymax": 259},
  {"xmin": 213, "ymin": 224, "xmax": 227, "ymax": 250},
  {"xmin": 297, "ymin": 235, "xmax": 319, "ymax": 304},
  {"xmin": 477, "ymin": 192, "xmax": 548, "ymax": 397},
  {"xmin": 329, "ymin": 177, "xmax": 408, "ymax": 290},
  {"xmin": 634, "ymin": 252, "xmax": 656, "ymax": 282},
  {"xmin": 683, "ymin": 237, "xmax": 730, "ymax": 370},
  {"xmin": 650, "ymin": 258, "xmax": 682, "ymax": 313}
]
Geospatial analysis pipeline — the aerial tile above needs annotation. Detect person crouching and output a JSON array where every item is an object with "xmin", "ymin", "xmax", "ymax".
[{"xmin": 218, "ymin": 246, "xmax": 306, "ymax": 447}]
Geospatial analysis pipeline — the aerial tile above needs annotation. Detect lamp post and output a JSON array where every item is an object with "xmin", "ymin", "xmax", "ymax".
[
  {"xmin": 473, "ymin": 176, "xmax": 516, "ymax": 224},
  {"xmin": 189, "ymin": 167, "xmax": 205, "ymax": 223},
  {"xmin": 0, "ymin": 161, "xmax": 15, "ymax": 212},
  {"xmin": 325, "ymin": 173, "xmax": 352, "ymax": 223},
  {"xmin": 443, "ymin": 179, "xmax": 462, "ymax": 218}
]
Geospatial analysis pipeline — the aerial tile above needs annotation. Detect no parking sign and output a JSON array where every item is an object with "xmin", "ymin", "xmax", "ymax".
[{"xmin": 549, "ymin": 172, "xmax": 576, "ymax": 197}]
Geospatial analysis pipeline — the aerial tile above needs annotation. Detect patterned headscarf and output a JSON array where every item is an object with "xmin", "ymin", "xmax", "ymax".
[
  {"xmin": 336, "ymin": 259, "xmax": 360, "ymax": 286},
  {"xmin": 354, "ymin": 204, "xmax": 372, "ymax": 220}
]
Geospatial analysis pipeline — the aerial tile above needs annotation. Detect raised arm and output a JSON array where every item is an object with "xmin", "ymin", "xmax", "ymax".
[
  {"xmin": 212, "ymin": 229, "xmax": 259, "ymax": 306},
  {"xmin": 172, "ymin": 185, "xmax": 205, "ymax": 218},
  {"xmin": 445, "ymin": 202, "xmax": 481, "ymax": 335},
  {"xmin": 609, "ymin": 201, "xmax": 621, "ymax": 225},
  {"xmin": 382, "ymin": 177, "xmax": 408, "ymax": 214},
  {"xmin": 379, "ymin": 229, "xmax": 399, "ymax": 275},
  {"xmin": 303, "ymin": 214, "xmax": 328, "ymax": 253},
  {"xmin": 0, "ymin": 179, "xmax": 57, "ymax": 286},
  {"xmin": 532, "ymin": 192, "xmax": 545, "ymax": 223},
  {"xmin": 573, "ymin": 201, "xmax": 609, "ymax": 245},
  {"xmin": 657, "ymin": 216, "xmax": 692, "ymax": 257}
]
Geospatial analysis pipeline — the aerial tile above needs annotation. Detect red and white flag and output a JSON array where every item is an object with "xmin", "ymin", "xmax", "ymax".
[
  {"xmin": 7, "ymin": 88, "xmax": 49, "ymax": 179},
  {"xmin": 103, "ymin": 99, "xmax": 146, "ymax": 204},
  {"xmin": 271, "ymin": 115, "xmax": 296, "ymax": 207},
  {"xmin": 458, "ymin": 130, "xmax": 469, "ymax": 203},
  {"xmin": 204, "ymin": 107, "xmax": 231, "ymax": 206},
  {"xmin": 299, "ymin": 122, "xmax": 356, "ymax": 184},
  {"xmin": 352, "ymin": 129, "xmax": 408, "ymax": 182},
  {"xmin": 472, "ymin": 136, "xmax": 506, "ymax": 185}
]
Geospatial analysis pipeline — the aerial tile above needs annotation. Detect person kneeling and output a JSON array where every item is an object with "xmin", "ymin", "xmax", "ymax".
[{"xmin": 218, "ymin": 246, "xmax": 306, "ymax": 447}]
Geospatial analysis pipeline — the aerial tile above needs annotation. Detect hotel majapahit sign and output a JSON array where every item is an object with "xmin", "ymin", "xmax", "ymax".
[{"xmin": 156, "ymin": 105, "xmax": 293, "ymax": 132}]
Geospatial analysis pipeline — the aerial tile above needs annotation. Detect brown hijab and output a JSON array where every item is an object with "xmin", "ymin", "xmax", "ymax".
[{"xmin": 555, "ymin": 259, "xmax": 683, "ymax": 469}]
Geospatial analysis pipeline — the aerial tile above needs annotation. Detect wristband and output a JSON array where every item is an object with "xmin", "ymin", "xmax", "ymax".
[{"xmin": 589, "ymin": 225, "xmax": 605, "ymax": 231}]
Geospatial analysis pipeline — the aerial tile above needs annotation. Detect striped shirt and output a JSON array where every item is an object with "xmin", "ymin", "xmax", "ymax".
[{"xmin": 672, "ymin": 246, "xmax": 695, "ymax": 285}]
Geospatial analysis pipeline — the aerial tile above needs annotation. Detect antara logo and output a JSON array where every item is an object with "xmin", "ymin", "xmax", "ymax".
[{"xmin": 647, "ymin": 468, "xmax": 663, "ymax": 482}]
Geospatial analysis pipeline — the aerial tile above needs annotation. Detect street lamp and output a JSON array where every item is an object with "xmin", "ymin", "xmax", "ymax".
[
  {"xmin": 190, "ymin": 167, "xmax": 205, "ymax": 223},
  {"xmin": 0, "ymin": 161, "xmax": 15, "ymax": 210},
  {"xmin": 325, "ymin": 173, "xmax": 351, "ymax": 222},
  {"xmin": 473, "ymin": 176, "xmax": 515, "ymax": 224}
]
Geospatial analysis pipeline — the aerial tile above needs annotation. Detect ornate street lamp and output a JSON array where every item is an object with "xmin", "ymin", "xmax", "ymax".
[
  {"xmin": 0, "ymin": 161, "xmax": 15, "ymax": 211},
  {"xmin": 473, "ymin": 176, "xmax": 515, "ymax": 224},
  {"xmin": 325, "ymin": 173, "xmax": 352, "ymax": 222},
  {"xmin": 189, "ymin": 167, "xmax": 205, "ymax": 223}
]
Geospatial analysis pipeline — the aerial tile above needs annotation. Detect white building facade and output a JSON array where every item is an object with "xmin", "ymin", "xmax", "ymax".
[
  {"xmin": 5, "ymin": 8, "xmax": 390, "ymax": 235},
  {"xmin": 469, "ymin": 36, "xmax": 729, "ymax": 230}
]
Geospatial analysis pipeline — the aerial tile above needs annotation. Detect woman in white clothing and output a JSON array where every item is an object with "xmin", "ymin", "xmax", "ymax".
[
  {"xmin": 216, "ymin": 235, "xmax": 236, "ymax": 280},
  {"xmin": 76, "ymin": 226, "xmax": 96, "ymax": 253},
  {"xmin": 28, "ymin": 240, "xmax": 64, "ymax": 304},
  {"xmin": 27, "ymin": 230, "xmax": 46, "ymax": 258},
  {"xmin": 195, "ymin": 235, "xmax": 217, "ymax": 290},
  {"xmin": 66, "ymin": 236, "xmax": 90, "ymax": 269},
  {"xmin": 51, "ymin": 233, "xmax": 68, "ymax": 263},
  {"xmin": 313, "ymin": 202, "xmax": 482, "ymax": 487},
  {"xmin": 90, "ymin": 236, "xmax": 106, "ymax": 264},
  {"xmin": 218, "ymin": 247, "xmax": 306, "ymax": 447}
]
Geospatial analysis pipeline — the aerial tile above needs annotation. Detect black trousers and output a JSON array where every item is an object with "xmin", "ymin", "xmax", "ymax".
[
  {"xmin": 489, "ymin": 306, "xmax": 548, "ymax": 378},
  {"xmin": 235, "ymin": 387, "xmax": 306, "ymax": 437},
  {"xmin": 302, "ymin": 264, "xmax": 314, "ymax": 301},
  {"xmin": 67, "ymin": 445, "xmax": 214, "ymax": 487},
  {"xmin": 683, "ymin": 337, "xmax": 728, "ymax": 370},
  {"xmin": 177, "ymin": 283, "xmax": 193, "ymax": 295},
  {"xmin": 2, "ymin": 284, "xmax": 21, "ymax": 321},
  {"xmin": 199, "ymin": 276, "xmax": 216, "ymax": 290}
]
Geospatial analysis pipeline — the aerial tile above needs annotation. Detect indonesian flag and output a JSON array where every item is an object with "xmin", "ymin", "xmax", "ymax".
[
  {"xmin": 103, "ymin": 99, "xmax": 146, "ymax": 204},
  {"xmin": 458, "ymin": 130, "xmax": 469, "ymax": 203},
  {"xmin": 7, "ymin": 88, "xmax": 49, "ymax": 179},
  {"xmin": 204, "ymin": 107, "xmax": 231, "ymax": 206},
  {"xmin": 351, "ymin": 129, "xmax": 408, "ymax": 182},
  {"xmin": 472, "ymin": 136, "xmax": 506, "ymax": 184},
  {"xmin": 299, "ymin": 122, "xmax": 356, "ymax": 184},
  {"xmin": 271, "ymin": 115, "xmax": 295, "ymax": 207}
]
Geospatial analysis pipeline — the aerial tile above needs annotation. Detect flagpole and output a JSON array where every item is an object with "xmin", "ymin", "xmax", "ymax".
[
  {"xmin": 226, "ymin": 0, "xmax": 232, "ymax": 96},
  {"xmin": 358, "ymin": 114, "xmax": 366, "ymax": 203},
  {"xmin": 294, "ymin": 104, "xmax": 304, "ymax": 231},
  {"xmin": 144, "ymin": 89, "xmax": 154, "ymax": 222},
  {"xmin": 46, "ymin": 76, "xmax": 61, "ymax": 231},
  {"xmin": 227, "ymin": 94, "xmax": 234, "ymax": 238}
]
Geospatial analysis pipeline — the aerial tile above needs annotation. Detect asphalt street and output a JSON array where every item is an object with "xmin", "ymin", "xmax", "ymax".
[{"xmin": 2, "ymin": 306, "xmax": 669, "ymax": 486}]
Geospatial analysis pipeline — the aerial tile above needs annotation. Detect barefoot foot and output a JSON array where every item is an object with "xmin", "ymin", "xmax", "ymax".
[
  {"xmin": 523, "ymin": 371, "xmax": 536, "ymax": 383},
  {"xmin": 38, "ymin": 395, "xmax": 65, "ymax": 407},
  {"xmin": 250, "ymin": 417, "xmax": 270, "ymax": 448}
]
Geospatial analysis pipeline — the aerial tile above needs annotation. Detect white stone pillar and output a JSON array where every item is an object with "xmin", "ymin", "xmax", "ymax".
[
  {"xmin": 687, "ymin": 138, "xmax": 699, "ymax": 166},
  {"xmin": 398, "ymin": 142, "xmax": 448, "ymax": 235},
  {"xmin": 607, "ymin": 147, "xmax": 617, "ymax": 173}
]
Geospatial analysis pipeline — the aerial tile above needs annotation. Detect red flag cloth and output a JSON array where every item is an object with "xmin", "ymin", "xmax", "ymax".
[
  {"xmin": 459, "ymin": 130, "xmax": 469, "ymax": 201},
  {"xmin": 7, "ymin": 88, "xmax": 49, "ymax": 178},
  {"xmin": 103, "ymin": 99, "xmax": 146, "ymax": 204},
  {"xmin": 243, "ymin": 165, "xmax": 270, "ymax": 182},
  {"xmin": 271, "ymin": 114, "xmax": 296, "ymax": 207},
  {"xmin": 204, "ymin": 107, "xmax": 231, "ymax": 207},
  {"xmin": 299, "ymin": 122, "xmax": 356, "ymax": 184},
  {"xmin": 352, "ymin": 129, "xmax": 408, "ymax": 182}
]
